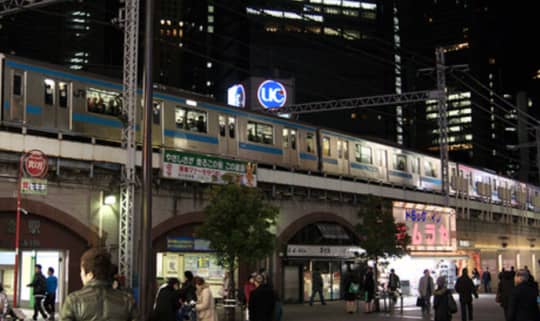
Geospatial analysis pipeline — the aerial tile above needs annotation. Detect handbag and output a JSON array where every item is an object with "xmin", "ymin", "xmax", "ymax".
[
  {"xmin": 416, "ymin": 297, "xmax": 425, "ymax": 307},
  {"xmin": 448, "ymin": 293, "xmax": 458, "ymax": 314},
  {"xmin": 349, "ymin": 282, "xmax": 360, "ymax": 294}
]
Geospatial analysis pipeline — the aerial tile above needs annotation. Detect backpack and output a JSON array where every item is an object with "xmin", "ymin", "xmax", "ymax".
[
  {"xmin": 349, "ymin": 282, "xmax": 360, "ymax": 294},
  {"xmin": 448, "ymin": 293, "xmax": 458, "ymax": 314},
  {"xmin": 389, "ymin": 274, "xmax": 400, "ymax": 290}
]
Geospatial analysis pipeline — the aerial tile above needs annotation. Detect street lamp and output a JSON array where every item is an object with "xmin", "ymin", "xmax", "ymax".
[{"xmin": 99, "ymin": 193, "xmax": 116, "ymax": 239}]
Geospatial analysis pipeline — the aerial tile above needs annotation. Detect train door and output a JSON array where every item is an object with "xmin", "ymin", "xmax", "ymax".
[
  {"xmin": 55, "ymin": 82, "xmax": 71, "ymax": 131},
  {"xmin": 218, "ymin": 115, "xmax": 237, "ymax": 156},
  {"xmin": 41, "ymin": 78, "xmax": 57, "ymax": 128},
  {"xmin": 336, "ymin": 139, "xmax": 349, "ymax": 175},
  {"xmin": 9, "ymin": 70, "xmax": 25, "ymax": 122},
  {"xmin": 376, "ymin": 149, "xmax": 388, "ymax": 180},
  {"xmin": 152, "ymin": 100, "xmax": 164, "ymax": 146},
  {"xmin": 282, "ymin": 128, "xmax": 298, "ymax": 167}
]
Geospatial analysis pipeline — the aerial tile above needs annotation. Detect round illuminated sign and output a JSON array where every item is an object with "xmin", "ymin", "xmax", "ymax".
[
  {"xmin": 257, "ymin": 80, "xmax": 287, "ymax": 109},
  {"xmin": 23, "ymin": 150, "xmax": 48, "ymax": 178}
]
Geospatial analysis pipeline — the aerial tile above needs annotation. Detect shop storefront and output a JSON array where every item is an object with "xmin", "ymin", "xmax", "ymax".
[
  {"xmin": 155, "ymin": 236, "xmax": 227, "ymax": 298},
  {"xmin": 281, "ymin": 222, "xmax": 363, "ymax": 303},
  {"xmin": 384, "ymin": 202, "xmax": 463, "ymax": 294}
]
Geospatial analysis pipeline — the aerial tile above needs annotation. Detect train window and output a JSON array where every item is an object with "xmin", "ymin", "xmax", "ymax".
[
  {"xmin": 394, "ymin": 154, "xmax": 407, "ymax": 171},
  {"xmin": 59, "ymin": 82, "xmax": 68, "ymax": 108},
  {"xmin": 13, "ymin": 74, "xmax": 22, "ymax": 96},
  {"xmin": 87, "ymin": 88, "xmax": 121, "ymax": 116},
  {"xmin": 247, "ymin": 121, "xmax": 273, "ymax": 144},
  {"xmin": 219, "ymin": 116, "xmax": 226, "ymax": 137},
  {"xmin": 228, "ymin": 117, "xmax": 235, "ymax": 138},
  {"xmin": 44, "ymin": 79, "xmax": 55, "ymax": 105},
  {"xmin": 424, "ymin": 160, "xmax": 437, "ymax": 177},
  {"xmin": 306, "ymin": 133, "xmax": 315, "ymax": 153},
  {"xmin": 283, "ymin": 128, "xmax": 289, "ymax": 148},
  {"xmin": 354, "ymin": 144, "xmax": 372, "ymax": 164},
  {"xmin": 322, "ymin": 137, "xmax": 331, "ymax": 156},
  {"xmin": 175, "ymin": 107, "xmax": 207, "ymax": 133},
  {"xmin": 290, "ymin": 129, "xmax": 296, "ymax": 150},
  {"xmin": 152, "ymin": 101, "xmax": 162, "ymax": 125},
  {"xmin": 343, "ymin": 140, "xmax": 348, "ymax": 159},
  {"xmin": 337, "ymin": 140, "xmax": 342, "ymax": 158}
]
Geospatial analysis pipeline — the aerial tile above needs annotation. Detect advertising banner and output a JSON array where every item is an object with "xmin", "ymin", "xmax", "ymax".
[
  {"xmin": 162, "ymin": 150, "xmax": 257, "ymax": 187},
  {"xmin": 393, "ymin": 201, "xmax": 457, "ymax": 252}
]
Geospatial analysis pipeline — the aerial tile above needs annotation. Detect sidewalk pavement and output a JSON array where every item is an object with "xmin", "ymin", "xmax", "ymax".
[{"xmin": 281, "ymin": 294, "xmax": 506, "ymax": 321}]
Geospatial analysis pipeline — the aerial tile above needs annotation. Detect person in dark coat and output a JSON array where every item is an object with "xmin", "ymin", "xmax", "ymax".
[
  {"xmin": 507, "ymin": 269, "xmax": 540, "ymax": 321},
  {"xmin": 363, "ymin": 267, "xmax": 375, "ymax": 313},
  {"xmin": 27, "ymin": 264, "xmax": 48, "ymax": 321},
  {"xmin": 152, "ymin": 278, "xmax": 181, "ymax": 321},
  {"xmin": 433, "ymin": 276, "xmax": 453, "ymax": 321},
  {"xmin": 454, "ymin": 268, "xmax": 475, "ymax": 321},
  {"xmin": 481, "ymin": 267, "xmax": 492, "ymax": 293},
  {"xmin": 249, "ymin": 274, "xmax": 276, "ymax": 321},
  {"xmin": 498, "ymin": 270, "xmax": 515, "ymax": 320},
  {"xmin": 343, "ymin": 266, "xmax": 359, "ymax": 313},
  {"xmin": 309, "ymin": 267, "xmax": 325, "ymax": 306}
]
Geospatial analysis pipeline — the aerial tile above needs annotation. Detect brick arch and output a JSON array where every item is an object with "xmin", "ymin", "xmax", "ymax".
[
  {"xmin": 277, "ymin": 212, "xmax": 360, "ymax": 245},
  {"xmin": 152, "ymin": 211, "xmax": 206, "ymax": 241},
  {"xmin": 0, "ymin": 197, "xmax": 96, "ymax": 244}
]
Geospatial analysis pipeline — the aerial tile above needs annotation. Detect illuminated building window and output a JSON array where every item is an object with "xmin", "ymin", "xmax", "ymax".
[
  {"xmin": 324, "ymin": 27, "xmax": 340, "ymax": 36},
  {"xmin": 324, "ymin": 7, "xmax": 340, "ymax": 14},
  {"xmin": 344, "ymin": 30, "xmax": 360, "ymax": 40},
  {"xmin": 208, "ymin": 16, "xmax": 214, "ymax": 23},
  {"xmin": 361, "ymin": 11, "xmax": 376, "ymax": 20},
  {"xmin": 465, "ymin": 134, "xmax": 473, "ymax": 140},
  {"xmin": 342, "ymin": 9, "xmax": 359, "ymax": 16},
  {"xmin": 208, "ymin": 5, "xmax": 214, "ymax": 13},
  {"xmin": 207, "ymin": 25, "xmax": 214, "ymax": 33}
]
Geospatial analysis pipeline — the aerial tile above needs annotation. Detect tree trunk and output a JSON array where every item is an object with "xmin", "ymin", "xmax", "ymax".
[{"xmin": 225, "ymin": 263, "xmax": 236, "ymax": 321}]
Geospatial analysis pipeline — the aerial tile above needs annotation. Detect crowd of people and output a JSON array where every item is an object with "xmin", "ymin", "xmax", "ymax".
[{"xmin": 417, "ymin": 265, "xmax": 540, "ymax": 321}]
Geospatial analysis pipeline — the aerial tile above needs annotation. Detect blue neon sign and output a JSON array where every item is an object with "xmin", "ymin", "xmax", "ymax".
[{"xmin": 257, "ymin": 80, "xmax": 287, "ymax": 109}]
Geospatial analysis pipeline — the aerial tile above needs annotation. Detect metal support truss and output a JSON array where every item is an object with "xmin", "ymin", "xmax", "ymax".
[
  {"xmin": 118, "ymin": 0, "xmax": 139, "ymax": 289},
  {"xmin": 0, "ymin": 0, "xmax": 62, "ymax": 16},
  {"xmin": 273, "ymin": 90, "xmax": 438, "ymax": 115},
  {"xmin": 436, "ymin": 47, "xmax": 450, "ymax": 205}
]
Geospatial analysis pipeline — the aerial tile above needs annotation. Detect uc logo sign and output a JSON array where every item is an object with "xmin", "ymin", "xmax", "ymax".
[{"xmin": 257, "ymin": 80, "xmax": 287, "ymax": 109}]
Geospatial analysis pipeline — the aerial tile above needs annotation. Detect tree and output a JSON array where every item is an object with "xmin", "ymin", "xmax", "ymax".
[
  {"xmin": 356, "ymin": 195, "xmax": 411, "ymax": 284},
  {"xmin": 197, "ymin": 184, "xmax": 279, "ymax": 321}
]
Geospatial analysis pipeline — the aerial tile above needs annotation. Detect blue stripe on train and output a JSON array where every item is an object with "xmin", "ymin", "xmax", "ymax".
[
  {"xmin": 323, "ymin": 158, "xmax": 338, "ymax": 165},
  {"xmin": 389, "ymin": 170, "xmax": 413, "ymax": 179},
  {"xmin": 73, "ymin": 113, "xmax": 123, "ymax": 128},
  {"xmin": 239, "ymin": 142, "xmax": 283, "ymax": 155},
  {"xmin": 351, "ymin": 162, "xmax": 379, "ymax": 172},
  {"xmin": 26, "ymin": 105, "xmax": 42, "ymax": 115},
  {"xmin": 421, "ymin": 176, "xmax": 442, "ymax": 185},
  {"xmin": 3, "ymin": 100, "xmax": 9, "ymax": 110},
  {"xmin": 300, "ymin": 152, "xmax": 317, "ymax": 161},
  {"xmin": 163, "ymin": 129, "xmax": 219, "ymax": 144}
]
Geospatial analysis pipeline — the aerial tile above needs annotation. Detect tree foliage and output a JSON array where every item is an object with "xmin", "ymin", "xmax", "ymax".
[
  {"xmin": 356, "ymin": 194, "xmax": 410, "ymax": 260},
  {"xmin": 197, "ymin": 184, "xmax": 279, "ymax": 271}
]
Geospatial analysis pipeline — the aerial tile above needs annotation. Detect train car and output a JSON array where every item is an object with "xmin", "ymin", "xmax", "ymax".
[{"xmin": 0, "ymin": 54, "xmax": 320, "ymax": 171}]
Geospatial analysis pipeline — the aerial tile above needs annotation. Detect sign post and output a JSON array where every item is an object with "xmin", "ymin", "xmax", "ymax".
[{"xmin": 13, "ymin": 150, "xmax": 48, "ymax": 306}]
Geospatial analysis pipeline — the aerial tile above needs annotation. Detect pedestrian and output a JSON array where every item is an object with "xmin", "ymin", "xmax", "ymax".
[
  {"xmin": 45, "ymin": 267, "xmax": 58, "ymax": 320},
  {"xmin": 524, "ymin": 265, "xmax": 535, "ymax": 282},
  {"xmin": 418, "ymin": 269, "xmax": 435, "ymax": 315},
  {"xmin": 471, "ymin": 268, "xmax": 480, "ymax": 297},
  {"xmin": 243, "ymin": 273, "xmax": 257, "ymax": 320},
  {"xmin": 194, "ymin": 277, "xmax": 217, "ymax": 321},
  {"xmin": 309, "ymin": 267, "xmax": 326, "ymax": 306},
  {"xmin": 387, "ymin": 269, "xmax": 401, "ymax": 303},
  {"xmin": 0, "ymin": 283, "xmax": 8, "ymax": 321},
  {"xmin": 152, "ymin": 278, "xmax": 181, "ymax": 321},
  {"xmin": 363, "ymin": 267, "xmax": 375, "ymax": 313},
  {"xmin": 497, "ymin": 269, "xmax": 515, "ymax": 320},
  {"xmin": 509, "ymin": 266, "xmax": 516, "ymax": 279},
  {"xmin": 221, "ymin": 271, "xmax": 230, "ymax": 299},
  {"xmin": 178, "ymin": 271, "xmax": 197, "ymax": 321},
  {"xmin": 455, "ymin": 268, "xmax": 475, "ymax": 321},
  {"xmin": 59, "ymin": 247, "xmax": 137, "ymax": 321},
  {"xmin": 343, "ymin": 266, "xmax": 360, "ymax": 313},
  {"xmin": 27, "ymin": 264, "xmax": 48, "ymax": 321},
  {"xmin": 507, "ymin": 269, "xmax": 540, "ymax": 321},
  {"xmin": 249, "ymin": 274, "xmax": 276, "ymax": 321},
  {"xmin": 481, "ymin": 267, "xmax": 492, "ymax": 293},
  {"xmin": 433, "ymin": 276, "xmax": 455, "ymax": 321}
]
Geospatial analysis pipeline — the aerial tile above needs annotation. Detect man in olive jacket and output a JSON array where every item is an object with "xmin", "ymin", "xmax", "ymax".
[{"xmin": 60, "ymin": 248, "xmax": 137, "ymax": 321}]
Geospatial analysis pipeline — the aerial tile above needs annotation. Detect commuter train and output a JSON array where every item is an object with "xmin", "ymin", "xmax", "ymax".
[{"xmin": 1, "ymin": 54, "xmax": 540, "ymax": 209}]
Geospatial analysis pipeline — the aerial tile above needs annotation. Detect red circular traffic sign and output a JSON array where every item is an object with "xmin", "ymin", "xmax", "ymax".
[{"xmin": 23, "ymin": 150, "xmax": 48, "ymax": 178}]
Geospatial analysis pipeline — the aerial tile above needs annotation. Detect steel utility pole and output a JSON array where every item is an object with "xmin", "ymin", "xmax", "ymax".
[
  {"xmin": 140, "ymin": 0, "xmax": 154, "ymax": 319},
  {"xmin": 118, "ymin": 0, "xmax": 139, "ymax": 290},
  {"xmin": 436, "ymin": 47, "xmax": 450, "ymax": 206},
  {"xmin": 0, "ymin": 0, "xmax": 63, "ymax": 16}
]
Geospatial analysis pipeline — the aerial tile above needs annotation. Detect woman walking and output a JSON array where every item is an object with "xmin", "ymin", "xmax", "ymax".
[{"xmin": 195, "ymin": 277, "xmax": 217, "ymax": 321}]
